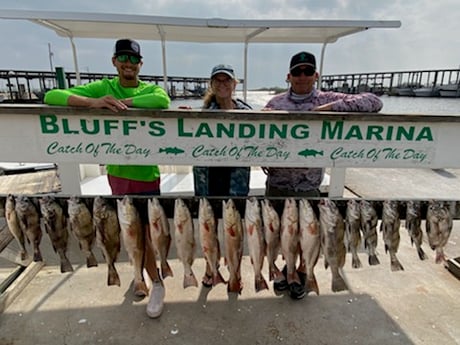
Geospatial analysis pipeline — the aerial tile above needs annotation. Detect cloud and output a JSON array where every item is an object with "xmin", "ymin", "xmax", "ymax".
[{"xmin": 0, "ymin": 0, "xmax": 459, "ymax": 89}]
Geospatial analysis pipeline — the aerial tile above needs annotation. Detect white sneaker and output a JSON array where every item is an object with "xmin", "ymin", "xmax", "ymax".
[{"xmin": 146, "ymin": 282, "xmax": 165, "ymax": 318}]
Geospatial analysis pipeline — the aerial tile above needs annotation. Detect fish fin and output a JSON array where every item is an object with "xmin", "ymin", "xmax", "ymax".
[
  {"xmin": 255, "ymin": 276, "xmax": 269, "ymax": 292},
  {"xmin": 161, "ymin": 261, "xmax": 174, "ymax": 279},
  {"xmin": 368, "ymin": 255, "xmax": 380, "ymax": 266},
  {"xmin": 390, "ymin": 256, "xmax": 404, "ymax": 271},
  {"xmin": 183, "ymin": 272, "xmax": 198, "ymax": 288},
  {"xmin": 212, "ymin": 270, "xmax": 226, "ymax": 286},
  {"xmin": 86, "ymin": 252, "xmax": 98, "ymax": 268},
  {"xmin": 306, "ymin": 276, "xmax": 319, "ymax": 295},
  {"xmin": 60, "ymin": 257, "xmax": 74, "ymax": 273},
  {"xmin": 352, "ymin": 255, "xmax": 362, "ymax": 269},
  {"xmin": 227, "ymin": 277, "xmax": 243, "ymax": 294},
  {"xmin": 33, "ymin": 250, "xmax": 43, "ymax": 262},
  {"xmin": 417, "ymin": 247, "xmax": 427, "ymax": 261},
  {"xmin": 107, "ymin": 264, "xmax": 121, "ymax": 286},
  {"xmin": 331, "ymin": 274, "xmax": 348, "ymax": 292},
  {"xmin": 134, "ymin": 280, "xmax": 149, "ymax": 297}
]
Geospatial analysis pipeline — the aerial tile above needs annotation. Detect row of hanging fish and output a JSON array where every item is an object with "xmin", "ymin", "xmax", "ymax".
[{"xmin": 3, "ymin": 194, "xmax": 454, "ymax": 296}]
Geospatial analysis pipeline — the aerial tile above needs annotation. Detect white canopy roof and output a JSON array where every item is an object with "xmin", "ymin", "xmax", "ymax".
[{"xmin": 0, "ymin": 9, "xmax": 401, "ymax": 96}]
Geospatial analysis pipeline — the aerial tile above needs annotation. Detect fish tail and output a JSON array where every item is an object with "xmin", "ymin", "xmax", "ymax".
[
  {"xmin": 107, "ymin": 264, "xmax": 121, "ymax": 286},
  {"xmin": 331, "ymin": 273, "xmax": 348, "ymax": 292},
  {"xmin": 435, "ymin": 249, "xmax": 446, "ymax": 264},
  {"xmin": 134, "ymin": 280, "xmax": 149, "ymax": 297},
  {"xmin": 352, "ymin": 255, "xmax": 362, "ymax": 269},
  {"xmin": 390, "ymin": 256, "xmax": 404, "ymax": 271},
  {"xmin": 86, "ymin": 252, "xmax": 99, "ymax": 268},
  {"xmin": 306, "ymin": 276, "xmax": 319, "ymax": 295},
  {"xmin": 212, "ymin": 269, "xmax": 226, "ymax": 286},
  {"xmin": 227, "ymin": 276, "xmax": 243, "ymax": 294},
  {"xmin": 183, "ymin": 272, "xmax": 198, "ymax": 288},
  {"xmin": 20, "ymin": 250, "xmax": 28, "ymax": 261},
  {"xmin": 368, "ymin": 254, "xmax": 380, "ymax": 266},
  {"xmin": 416, "ymin": 246, "xmax": 427, "ymax": 261},
  {"xmin": 161, "ymin": 261, "xmax": 174, "ymax": 279},
  {"xmin": 255, "ymin": 275, "xmax": 269, "ymax": 293},
  {"xmin": 269, "ymin": 264, "xmax": 283, "ymax": 282},
  {"xmin": 33, "ymin": 249, "xmax": 43, "ymax": 262},
  {"xmin": 60, "ymin": 256, "xmax": 74, "ymax": 273}
]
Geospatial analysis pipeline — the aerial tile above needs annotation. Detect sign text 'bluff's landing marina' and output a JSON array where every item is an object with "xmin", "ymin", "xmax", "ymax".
[{"xmin": 38, "ymin": 113, "xmax": 434, "ymax": 167}]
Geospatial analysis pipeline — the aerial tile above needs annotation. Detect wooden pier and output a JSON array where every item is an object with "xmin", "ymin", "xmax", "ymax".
[
  {"xmin": 0, "ymin": 69, "xmax": 210, "ymax": 103},
  {"xmin": 321, "ymin": 68, "xmax": 460, "ymax": 97}
]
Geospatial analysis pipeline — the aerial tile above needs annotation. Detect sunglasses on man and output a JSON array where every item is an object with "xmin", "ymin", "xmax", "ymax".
[
  {"xmin": 116, "ymin": 54, "xmax": 141, "ymax": 65},
  {"xmin": 290, "ymin": 66, "xmax": 316, "ymax": 77}
]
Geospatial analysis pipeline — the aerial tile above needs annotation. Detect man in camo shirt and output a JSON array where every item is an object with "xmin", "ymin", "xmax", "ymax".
[{"xmin": 263, "ymin": 51, "xmax": 383, "ymax": 197}]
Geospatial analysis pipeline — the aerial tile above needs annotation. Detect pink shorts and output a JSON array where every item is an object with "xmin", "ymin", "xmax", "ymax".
[{"xmin": 107, "ymin": 174, "xmax": 160, "ymax": 195}]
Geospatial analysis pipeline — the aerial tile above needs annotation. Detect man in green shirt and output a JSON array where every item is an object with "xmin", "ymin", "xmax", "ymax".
[{"xmin": 44, "ymin": 38, "xmax": 170, "ymax": 318}]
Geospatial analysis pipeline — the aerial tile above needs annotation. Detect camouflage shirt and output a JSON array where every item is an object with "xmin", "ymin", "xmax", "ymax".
[{"xmin": 264, "ymin": 88, "xmax": 383, "ymax": 192}]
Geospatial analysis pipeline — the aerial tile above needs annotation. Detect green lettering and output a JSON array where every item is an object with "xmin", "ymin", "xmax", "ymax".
[
  {"xmin": 366, "ymin": 125, "xmax": 383, "ymax": 140},
  {"xmin": 239, "ymin": 124, "xmax": 255, "ymax": 138},
  {"xmin": 80, "ymin": 119, "xmax": 100, "ymax": 135},
  {"xmin": 196, "ymin": 123, "xmax": 214, "ymax": 137},
  {"xmin": 291, "ymin": 124, "xmax": 309, "ymax": 139},
  {"xmin": 345, "ymin": 125, "xmax": 363, "ymax": 140},
  {"xmin": 40, "ymin": 114, "xmax": 59, "ymax": 134},
  {"xmin": 269, "ymin": 124, "xmax": 287, "ymax": 139},
  {"xmin": 321, "ymin": 120, "xmax": 343, "ymax": 139},
  {"xmin": 104, "ymin": 120, "xmax": 119, "ymax": 135},
  {"xmin": 148, "ymin": 121, "xmax": 165, "ymax": 136},
  {"xmin": 122, "ymin": 120, "xmax": 137, "ymax": 135},
  {"xmin": 177, "ymin": 118, "xmax": 192, "ymax": 137},
  {"xmin": 62, "ymin": 119, "xmax": 78, "ymax": 134},
  {"xmin": 416, "ymin": 127, "xmax": 433, "ymax": 141},
  {"xmin": 216, "ymin": 123, "xmax": 235, "ymax": 138},
  {"xmin": 396, "ymin": 127, "xmax": 414, "ymax": 140}
]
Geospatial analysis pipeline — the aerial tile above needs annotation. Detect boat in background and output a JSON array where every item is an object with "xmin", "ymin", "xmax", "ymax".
[
  {"xmin": 439, "ymin": 83, "xmax": 460, "ymax": 98},
  {"xmin": 413, "ymin": 86, "xmax": 440, "ymax": 97}
]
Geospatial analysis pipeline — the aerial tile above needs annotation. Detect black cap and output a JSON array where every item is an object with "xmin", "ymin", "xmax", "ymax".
[
  {"xmin": 114, "ymin": 39, "xmax": 142, "ymax": 58},
  {"xmin": 289, "ymin": 51, "xmax": 316, "ymax": 71}
]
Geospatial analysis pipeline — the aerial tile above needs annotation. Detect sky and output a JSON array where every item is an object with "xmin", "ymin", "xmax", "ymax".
[{"xmin": 0, "ymin": 0, "xmax": 459, "ymax": 89}]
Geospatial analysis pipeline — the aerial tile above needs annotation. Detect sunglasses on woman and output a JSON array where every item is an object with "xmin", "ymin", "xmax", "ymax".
[
  {"xmin": 290, "ymin": 66, "xmax": 316, "ymax": 77},
  {"xmin": 116, "ymin": 54, "xmax": 141, "ymax": 65}
]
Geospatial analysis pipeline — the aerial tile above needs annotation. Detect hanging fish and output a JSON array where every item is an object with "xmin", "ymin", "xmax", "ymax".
[
  {"xmin": 425, "ymin": 200, "xmax": 453, "ymax": 264},
  {"xmin": 244, "ymin": 197, "xmax": 268, "ymax": 292},
  {"xmin": 381, "ymin": 200, "xmax": 404, "ymax": 271},
  {"xmin": 147, "ymin": 197, "xmax": 173, "ymax": 279},
  {"xmin": 15, "ymin": 195, "xmax": 42, "ymax": 262},
  {"xmin": 360, "ymin": 200, "xmax": 380, "ymax": 266},
  {"xmin": 5, "ymin": 194, "xmax": 27, "ymax": 261},
  {"xmin": 344, "ymin": 199, "xmax": 362, "ymax": 269},
  {"xmin": 223, "ymin": 199, "xmax": 244, "ymax": 294},
  {"xmin": 261, "ymin": 199, "xmax": 283, "ymax": 283},
  {"xmin": 67, "ymin": 196, "xmax": 98, "ymax": 268},
  {"xmin": 117, "ymin": 195, "xmax": 149, "ymax": 296},
  {"xmin": 405, "ymin": 200, "xmax": 426, "ymax": 260},
  {"xmin": 39, "ymin": 196, "xmax": 73, "ymax": 273},
  {"xmin": 93, "ymin": 196, "xmax": 121, "ymax": 286},
  {"xmin": 198, "ymin": 197, "xmax": 225, "ymax": 287},
  {"xmin": 298, "ymin": 198, "xmax": 320, "ymax": 295},
  {"xmin": 318, "ymin": 199, "xmax": 347, "ymax": 292},
  {"xmin": 174, "ymin": 198, "xmax": 198, "ymax": 288}
]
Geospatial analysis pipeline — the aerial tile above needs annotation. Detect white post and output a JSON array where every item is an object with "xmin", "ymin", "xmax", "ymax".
[
  {"xmin": 57, "ymin": 163, "xmax": 82, "ymax": 195},
  {"xmin": 328, "ymin": 167, "xmax": 346, "ymax": 197}
]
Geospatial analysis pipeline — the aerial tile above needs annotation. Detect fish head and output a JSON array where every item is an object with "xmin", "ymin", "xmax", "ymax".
[{"xmin": 406, "ymin": 200, "xmax": 421, "ymax": 217}]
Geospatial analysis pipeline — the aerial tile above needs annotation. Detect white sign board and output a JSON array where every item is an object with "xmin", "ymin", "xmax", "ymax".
[{"xmin": 1, "ymin": 107, "xmax": 459, "ymax": 169}]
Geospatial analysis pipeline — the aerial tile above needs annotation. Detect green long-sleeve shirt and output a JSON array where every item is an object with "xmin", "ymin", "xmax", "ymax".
[{"xmin": 44, "ymin": 77, "xmax": 170, "ymax": 182}]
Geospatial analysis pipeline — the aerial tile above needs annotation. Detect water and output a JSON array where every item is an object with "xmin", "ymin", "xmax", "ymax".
[{"xmin": 172, "ymin": 91, "xmax": 460, "ymax": 114}]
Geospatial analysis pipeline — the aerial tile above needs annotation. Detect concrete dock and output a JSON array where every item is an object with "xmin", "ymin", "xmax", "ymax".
[{"xmin": 0, "ymin": 168, "xmax": 459, "ymax": 345}]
